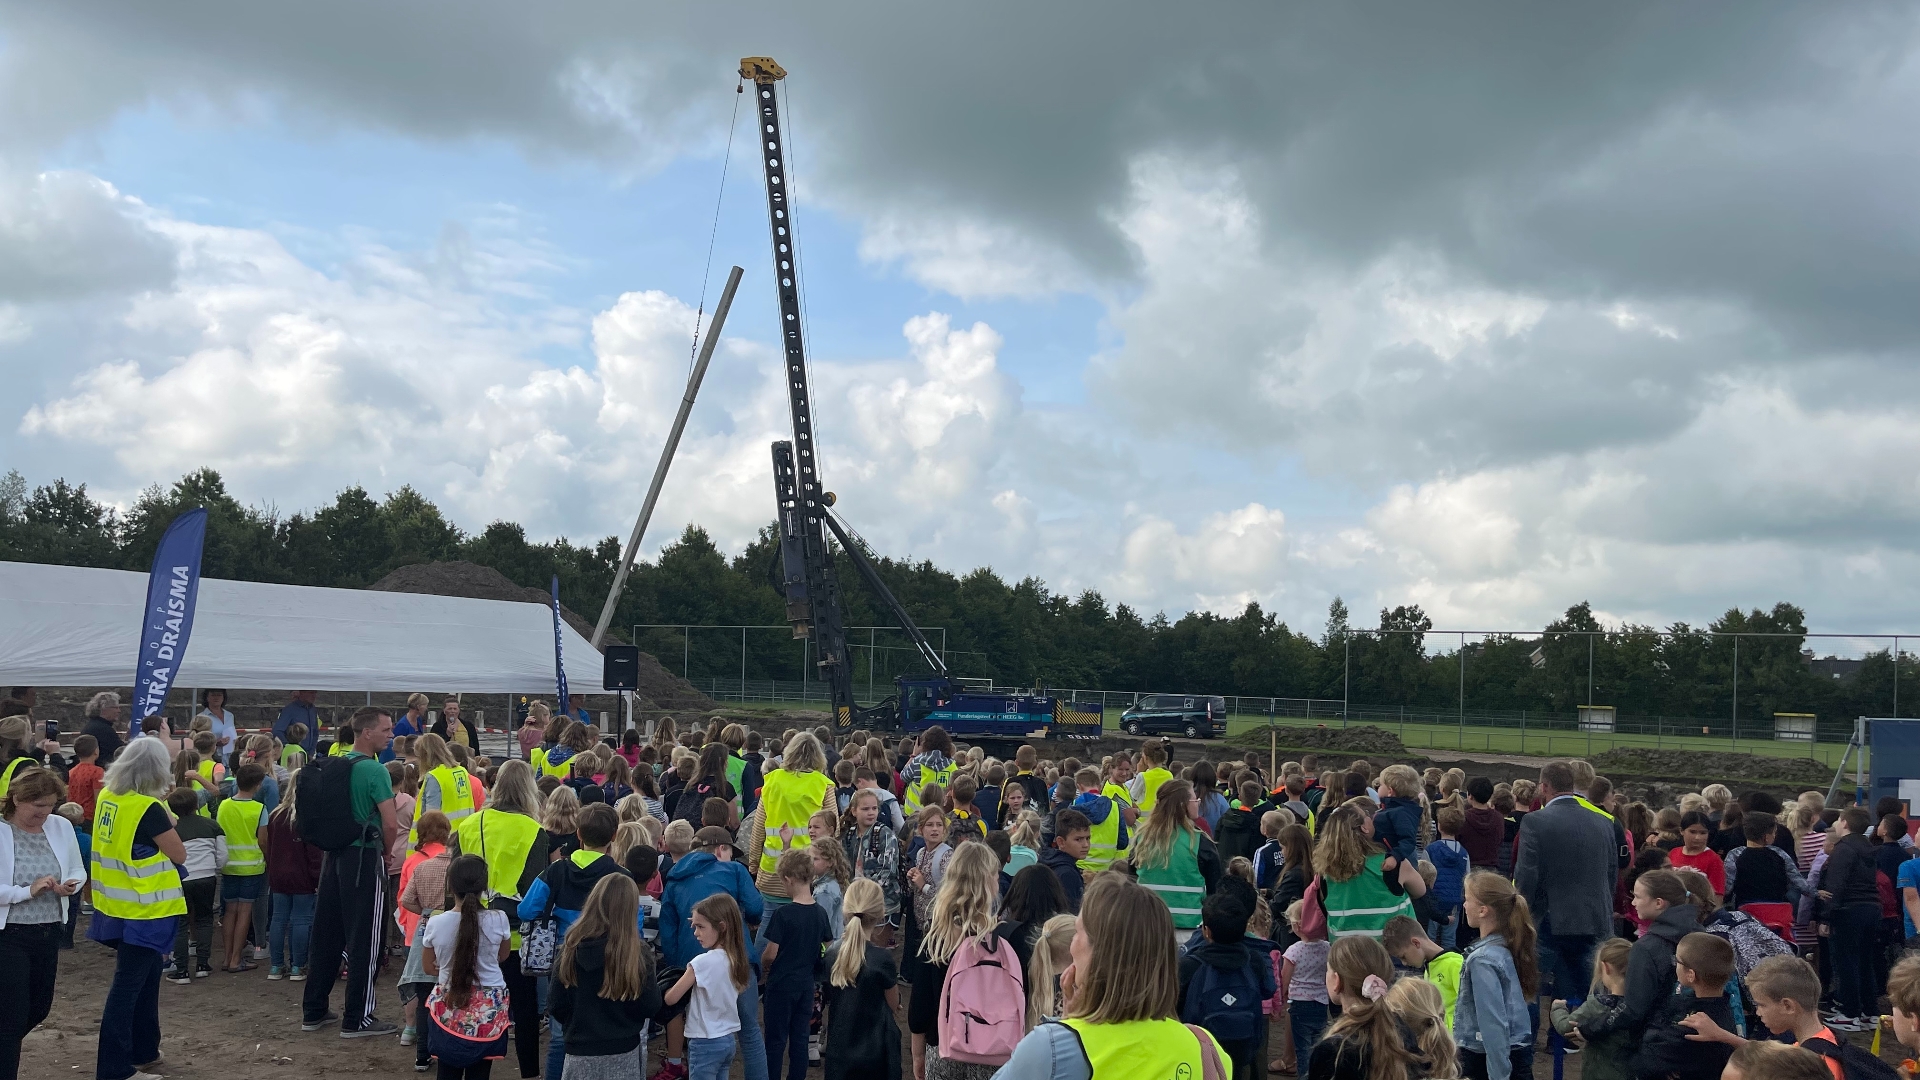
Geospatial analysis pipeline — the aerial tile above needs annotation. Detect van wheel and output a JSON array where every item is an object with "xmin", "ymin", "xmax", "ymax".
[
  {"xmin": 1126, "ymin": 720, "xmax": 1142, "ymax": 736},
  {"xmin": 1184, "ymin": 722, "xmax": 1199, "ymax": 739}
]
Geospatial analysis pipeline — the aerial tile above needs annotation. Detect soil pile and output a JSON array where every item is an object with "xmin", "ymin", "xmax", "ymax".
[
  {"xmin": 1590, "ymin": 747, "xmax": 1832, "ymax": 787},
  {"xmin": 1235, "ymin": 723, "xmax": 1408, "ymax": 755},
  {"xmin": 369, "ymin": 561, "xmax": 714, "ymax": 711}
]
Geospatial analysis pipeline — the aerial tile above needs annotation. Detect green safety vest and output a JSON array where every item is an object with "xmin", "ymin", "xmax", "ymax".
[
  {"xmin": 1324, "ymin": 852, "xmax": 1414, "ymax": 939},
  {"xmin": 92, "ymin": 789, "xmax": 187, "ymax": 919},
  {"xmin": 1136, "ymin": 827, "xmax": 1205, "ymax": 929},
  {"xmin": 217, "ymin": 797, "xmax": 266, "ymax": 875}
]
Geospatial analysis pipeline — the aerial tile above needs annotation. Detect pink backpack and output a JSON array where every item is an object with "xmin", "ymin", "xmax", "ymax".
[{"xmin": 938, "ymin": 932, "xmax": 1026, "ymax": 1065}]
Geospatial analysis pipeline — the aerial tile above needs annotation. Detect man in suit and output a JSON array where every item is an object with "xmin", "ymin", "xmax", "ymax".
[{"xmin": 1515, "ymin": 759, "xmax": 1619, "ymax": 1006}]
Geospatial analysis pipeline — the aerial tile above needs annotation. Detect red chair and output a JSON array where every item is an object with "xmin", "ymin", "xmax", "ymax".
[{"xmin": 1741, "ymin": 902, "xmax": 1797, "ymax": 947}]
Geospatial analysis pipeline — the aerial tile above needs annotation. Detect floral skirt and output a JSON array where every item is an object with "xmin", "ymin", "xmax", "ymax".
[{"xmin": 426, "ymin": 983, "xmax": 511, "ymax": 1067}]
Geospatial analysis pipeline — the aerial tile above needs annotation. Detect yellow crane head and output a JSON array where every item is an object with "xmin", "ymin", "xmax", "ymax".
[{"xmin": 738, "ymin": 57, "xmax": 787, "ymax": 83}]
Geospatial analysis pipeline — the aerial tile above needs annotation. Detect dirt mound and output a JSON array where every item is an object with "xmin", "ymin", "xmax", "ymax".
[
  {"xmin": 1589, "ymin": 747, "xmax": 1832, "ymax": 786},
  {"xmin": 1235, "ymin": 723, "xmax": 1408, "ymax": 755},
  {"xmin": 369, "ymin": 561, "xmax": 714, "ymax": 711}
]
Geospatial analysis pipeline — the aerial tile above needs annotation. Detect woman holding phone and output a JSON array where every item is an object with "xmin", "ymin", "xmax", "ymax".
[{"xmin": 0, "ymin": 765, "xmax": 88, "ymax": 1080}]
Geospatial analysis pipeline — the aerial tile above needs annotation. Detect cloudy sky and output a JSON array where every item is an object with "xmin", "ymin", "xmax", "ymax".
[{"xmin": 4, "ymin": 2, "xmax": 1919, "ymax": 639}]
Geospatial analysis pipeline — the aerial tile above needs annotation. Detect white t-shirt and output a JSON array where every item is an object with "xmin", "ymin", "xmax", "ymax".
[
  {"xmin": 684, "ymin": 947, "xmax": 742, "ymax": 1040},
  {"xmin": 423, "ymin": 909, "xmax": 511, "ymax": 988}
]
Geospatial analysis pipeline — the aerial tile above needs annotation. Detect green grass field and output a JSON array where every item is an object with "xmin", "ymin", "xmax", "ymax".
[{"xmin": 699, "ymin": 695, "xmax": 1858, "ymax": 771}]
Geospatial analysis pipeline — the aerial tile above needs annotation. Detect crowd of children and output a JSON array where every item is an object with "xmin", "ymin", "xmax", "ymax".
[{"xmin": 21, "ymin": 687, "xmax": 1920, "ymax": 1080}]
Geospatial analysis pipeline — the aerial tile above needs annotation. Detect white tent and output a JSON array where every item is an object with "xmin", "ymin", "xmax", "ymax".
[{"xmin": 0, "ymin": 560, "xmax": 605, "ymax": 694}]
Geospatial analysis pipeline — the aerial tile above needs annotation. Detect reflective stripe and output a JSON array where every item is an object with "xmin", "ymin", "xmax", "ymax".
[{"xmin": 93, "ymin": 883, "xmax": 186, "ymax": 904}]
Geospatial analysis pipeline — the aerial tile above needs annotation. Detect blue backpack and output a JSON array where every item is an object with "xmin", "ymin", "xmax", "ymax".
[{"xmin": 1181, "ymin": 959, "xmax": 1266, "ymax": 1044}]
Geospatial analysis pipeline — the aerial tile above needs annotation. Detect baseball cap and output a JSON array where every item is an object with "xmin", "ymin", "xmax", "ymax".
[{"xmin": 693, "ymin": 825, "xmax": 745, "ymax": 862}]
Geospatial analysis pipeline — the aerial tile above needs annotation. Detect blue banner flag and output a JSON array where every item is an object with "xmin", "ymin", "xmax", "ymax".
[
  {"xmin": 551, "ymin": 575, "xmax": 571, "ymax": 718},
  {"xmin": 132, "ymin": 508, "xmax": 208, "ymax": 723}
]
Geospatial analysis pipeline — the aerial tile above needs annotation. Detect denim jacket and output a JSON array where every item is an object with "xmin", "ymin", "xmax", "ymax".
[{"xmin": 1455, "ymin": 933, "xmax": 1533, "ymax": 1080}]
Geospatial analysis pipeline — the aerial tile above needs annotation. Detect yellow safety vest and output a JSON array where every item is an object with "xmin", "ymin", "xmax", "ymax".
[
  {"xmin": 1078, "ymin": 794, "xmax": 1125, "ymax": 874},
  {"xmin": 529, "ymin": 746, "xmax": 547, "ymax": 771},
  {"xmin": 0, "ymin": 756, "xmax": 28, "ymax": 801},
  {"xmin": 1574, "ymin": 795, "xmax": 1615, "ymax": 821},
  {"xmin": 1137, "ymin": 768, "xmax": 1173, "ymax": 813},
  {"xmin": 196, "ymin": 760, "xmax": 217, "ymax": 786},
  {"xmin": 413, "ymin": 764, "xmax": 475, "ymax": 843},
  {"xmin": 903, "ymin": 759, "xmax": 957, "ymax": 816},
  {"xmin": 455, "ymin": 808, "xmax": 542, "ymax": 903},
  {"xmin": 759, "ymin": 768, "xmax": 834, "ymax": 876},
  {"xmin": 540, "ymin": 750, "xmax": 576, "ymax": 781},
  {"xmin": 329, "ymin": 741, "xmax": 351, "ymax": 757},
  {"xmin": 92, "ymin": 790, "xmax": 187, "ymax": 919},
  {"xmin": 1061, "ymin": 1017, "xmax": 1229, "ymax": 1080},
  {"xmin": 217, "ymin": 797, "xmax": 266, "ymax": 875}
]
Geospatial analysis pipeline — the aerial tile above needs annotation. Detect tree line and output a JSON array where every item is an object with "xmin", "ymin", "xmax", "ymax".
[{"xmin": 3, "ymin": 467, "xmax": 1912, "ymax": 728}]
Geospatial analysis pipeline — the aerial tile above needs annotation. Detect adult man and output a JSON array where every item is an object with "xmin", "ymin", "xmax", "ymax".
[
  {"xmin": 273, "ymin": 690, "xmax": 319, "ymax": 753},
  {"xmin": 300, "ymin": 706, "xmax": 400, "ymax": 1038},
  {"xmin": 431, "ymin": 696, "xmax": 478, "ymax": 750},
  {"xmin": 80, "ymin": 691, "xmax": 124, "ymax": 766},
  {"xmin": 1515, "ymin": 759, "xmax": 1618, "ymax": 1005}
]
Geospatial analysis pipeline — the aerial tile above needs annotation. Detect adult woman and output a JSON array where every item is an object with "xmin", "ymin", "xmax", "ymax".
[
  {"xmin": 747, "ymin": 732, "xmax": 836, "ymax": 912},
  {"xmin": 1129, "ymin": 779, "xmax": 1221, "ymax": 938},
  {"xmin": 995, "ymin": 874, "xmax": 1233, "ymax": 1080},
  {"xmin": 195, "ymin": 689, "xmax": 237, "ymax": 760},
  {"xmin": 395, "ymin": 693, "xmax": 430, "ymax": 741},
  {"xmin": 450, "ymin": 759, "xmax": 550, "ymax": 1078},
  {"xmin": 0, "ymin": 766, "xmax": 86, "ymax": 1080},
  {"xmin": 901, "ymin": 727, "xmax": 959, "ymax": 816},
  {"xmin": 89, "ymin": 737, "xmax": 188, "ymax": 1080},
  {"xmin": 411, "ymin": 733, "xmax": 476, "ymax": 843},
  {"xmin": 0, "ymin": 716, "xmax": 33, "ymax": 801},
  {"xmin": 1313, "ymin": 804, "xmax": 1425, "ymax": 940},
  {"xmin": 911, "ymin": 841, "xmax": 1002, "ymax": 1080}
]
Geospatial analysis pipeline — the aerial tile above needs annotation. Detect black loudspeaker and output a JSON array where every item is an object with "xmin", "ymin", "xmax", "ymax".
[{"xmin": 602, "ymin": 645, "xmax": 640, "ymax": 691}]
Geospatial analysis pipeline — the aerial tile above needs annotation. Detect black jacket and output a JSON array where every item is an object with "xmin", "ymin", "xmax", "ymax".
[
  {"xmin": 1177, "ymin": 937, "xmax": 1279, "ymax": 1018},
  {"xmin": 1040, "ymin": 846, "xmax": 1084, "ymax": 913},
  {"xmin": 534, "ymin": 850, "xmax": 633, "ymax": 916},
  {"xmin": 82, "ymin": 717, "xmax": 124, "ymax": 766},
  {"xmin": 548, "ymin": 936, "xmax": 663, "ymax": 1056},
  {"xmin": 1214, "ymin": 803, "xmax": 1266, "ymax": 866},
  {"xmin": 1631, "ymin": 989, "xmax": 1735, "ymax": 1080},
  {"xmin": 1824, "ymin": 833, "xmax": 1881, "ymax": 910},
  {"xmin": 1579, "ymin": 902, "xmax": 1697, "ymax": 1047}
]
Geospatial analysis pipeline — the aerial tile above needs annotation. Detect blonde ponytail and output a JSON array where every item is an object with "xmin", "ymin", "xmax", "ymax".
[
  {"xmin": 833, "ymin": 879, "xmax": 885, "ymax": 989},
  {"xmin": 1385, "ymin": 976, "xmax": 1459, "ymax": 1079},
  {"xmin": 1026, "ymin": 914, "xmax": 1077, "ymax": 1029}
]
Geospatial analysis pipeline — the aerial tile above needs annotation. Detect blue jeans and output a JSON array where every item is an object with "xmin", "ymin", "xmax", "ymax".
[
  {"xmin": 97, "ymin": 943, "xmax": 163, "ymax": 1080},
  {"xmin": 1429, "ymin": 903, "xmax": 1461, "ymax": 950},
  {"xmin": 763, "ymin": 984, "xmax": 813, "ymax": 1080},
  {"xmin": 737, "ymin": 963, "xmax": 768, "ymax": 1080},
  {"xmin": 542, "ymin": 976, "xmax": 567, "ymax": 1080},
  {"xmin": 1536, "ymin": 932, "xmax": 1599, "ymax": 1007},
  {"xmin": 1288, "ymin": 999, "xmax": 1328, "ymax": 1068},
  {"xmin": 268, "ymin": 892, "xmax": 315, "ymax": 970},
  {"xmin": 689, "ymin": 1035, "xmax": 736, "ymax": 1080}
]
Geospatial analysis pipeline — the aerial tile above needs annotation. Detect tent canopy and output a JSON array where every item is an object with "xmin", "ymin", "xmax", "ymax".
[{"xmin": 0, "ymin": 560, "xmax": 604, "ymax": 694}]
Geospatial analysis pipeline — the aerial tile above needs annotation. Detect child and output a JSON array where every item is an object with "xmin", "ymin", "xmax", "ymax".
[
  {"xmin": 1371, "ymin": 763, "xmax": 1424, "ymax": 866},
  {"xmin": 1384, "ymin": 976, "xmax": 1459, "ymax": 1080},
  {"xmin": 762, "ymin": 850, "xmax": 833, "ymax": 1080},
  {"xmin": 657, "ymin": 825, "xmax": 765, "ymax": 1080},
  {"xmin": 66, "ymin": 734, "xmax": 103, "ymax": 823},
  {"xmin": 974, "ymin": 764, "xmax": 1004, "ymax": 826},
  {"xmin": 166, "ymin": 787, "xmax": 224, "ymax": 983},
  {"xmin": 1251, "ymin": 810, "xmax": 1288, "ymax": 892},
  {"xmin": 282, "ymin": 723, "xmax": 309, "ymax": 767},
  {"xmin": 907, "ymin": 807, "xmax": 955, "ymax": 934},
  {"xmin": 54, "ymin": 801, "xmax": 89, "ymax": 948},
  {"xmin": 215, "ymin": 762, "xmax": 269, "ymax": 973},
  {"xmin": 1722, "ymin": 1042, "xmax": 1833, "ymax": 1080},
  {"xmin": 1006, "ymin": 811, "xmax": 1042, "ymax": 878},
  {"xmin": 622, "ymin": 844, "xmax": 663, "ymax": 948},
  {"xmin": 1178, "ymin": 888, "xmax": 1278, "ymax": 1080},
  {"xmin": 1580, "ymin": 869, "xmax": 1706, "ymax": 1049},
  {"xmin": 812, "ymin": 837, "xmax": 851, "ymax": 939},
  {"xmin": 665, "ymin": 893, "xmax": 750, "ymax": 1080},
  {"xmin": 822, "ymin": 878, "xmax": 903, "ymax": 1079},
  {"xmin": 1068, "ymin": 766, "xmax": 1128, "ymax": 874},
  {"xmin": 551, "ymin": 874, "xmax": 663, "ymax": 1079},
  {"xmin": 1426, "ymin": 806, "xmax": 1470, "ymax": 948},
  {"xmin": 396, "ymin": 810, "xmax": 453, "ymax": 1063},
  {"xmin": 1630, "ymin": 932, "xmax": 1736, "ymax": 1080},
  {"xmin": 422, "ymin": 855, "xmax": 513, "ymax": 1080},
  {"xmin": 1305, "ymin": 936, "xmax": 1417, "ymax": 1080},
  {"xmin": 853, "ymin": 768, "xmax": 906, "ymax": 832},
  {"xmin": 1679, "ymin": 954, "xmax": 1846, "ymax": 1056},
  {"xmin": 1214, "ymin": 780, "xmax": 1270, "ymax": 866},
  {"xmin": 1889, "ymin": 954, "xmax": 1920, "ymax": 1058},
  {"xmin": 1280, "ymin": 899, "xmax": 1331, "ymax": 1072},
  {"xmin": 1039, "ymin": 808, "xmax": 1090, "ymax": 913},
  {"xmin": 841, "ymin": 788, "xmax": 902, "ymax": 944},
  {"xmin": 1382, "ymin": 915, "xmax": 1462, "ymax": 1027},
  {"xmin": 520, "ymin": 802, "xmax": 628, "ymax": 1080},
  {"xmin": 832, "ymin": 758, "xmax": 857, "ymax": 814},
  {"xmin": 1456, "ymin": 871, "xmax": 1537, "ymax": 1080},
  {"xmin": 1550, "ymin": 937, "xmax": 1633, "ymax": 1080},
  {"xmin": 1724, "ymin": 812, "xmax": 1807, "ymax": 910},
  {"xmin": 946, "ymin": 774, "xmax": 989, "ymax": 841}
]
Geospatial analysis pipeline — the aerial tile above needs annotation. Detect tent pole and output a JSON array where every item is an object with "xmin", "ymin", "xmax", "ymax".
[{"xmin": 591, "ymin": 265, "xmax": 745, "ymax": 650}]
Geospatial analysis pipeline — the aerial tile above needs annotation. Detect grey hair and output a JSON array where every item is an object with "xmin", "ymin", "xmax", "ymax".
[
  {"xmin": 105, "ymin": 736, "xmax": 173, "ymax": 798},
  {"xmin": 780, "ymin": 731, "xmax": 826, "ymax": 776},
  {"xmin": 86, "ymin": 691, "xmax": 120, "ymax": 718},
  {"xmin": 486, "ymin": 759, "xmax": 541, "ymax": 818}
]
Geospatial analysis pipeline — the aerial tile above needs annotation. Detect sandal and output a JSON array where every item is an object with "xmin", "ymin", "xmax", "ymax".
[{"xmin": 227, "ymin": 960, "xmax": 259, "ymax": 973}]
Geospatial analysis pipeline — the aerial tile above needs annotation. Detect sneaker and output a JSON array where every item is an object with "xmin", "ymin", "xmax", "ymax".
[
  {"xmin": 166, "ymin": 970, "xmax": 193, "ymax": 985},
  {"xmin": 268, "ymin": 967, "xmax": 285, "ymax": 981},
  {"xmin": 136, "ymin": 1056, "xmax": 165, "ymax": 1071},
  {"xmin": 288, "ymin": 967, "xmax": 307, "ymax": 982},
  {"xmin": 809, "ymin": 1035, "xmax": 822, "ymax": 1064},
  {"xmin": 342, "ymin": 1019, "xmax": 400, "ymax": 1039},
  {"xmin": 302, "ymin": 1010, "xmax": 340, "ymax": 1032},
  {"xmin": 195, "ymin": 966, "xmax": 211, "ymax": 979},
  {"xmin": 128, "ymin": 1072, "xmax": 163, "ymax": 1080},
  {"xmin": 647, "ymin": 1061, "xmax": 689, "ymax": 1080},
  {"xmin": 400, "ymin": 1026, "xmax": 417, "ymax": 1046},
  {"xmin": 1826, "ymin": 1013, "xmax": 1864, "ymax": 1032},
  {"xmin": 81, "ymin": 900, "xmax": 93, "ymax": 914},
  {"xmin": 253, "ymin": 945, "xmax": 269, "ymax": 960}
]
